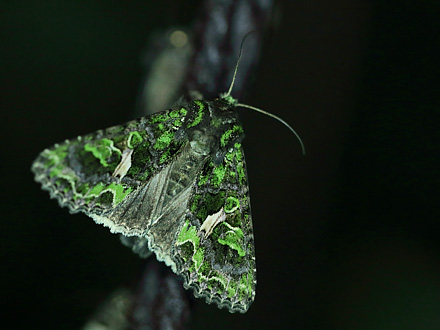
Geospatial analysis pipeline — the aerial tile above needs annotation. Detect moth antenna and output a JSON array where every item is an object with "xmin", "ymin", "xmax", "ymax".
[
  {"xmin": 224, "ymin": 32, "xmax": 254, "ymax": 98},
  {"xmin": 236, "ymin": 103, "xmax": 306, "ymax": 155},
  {"xmin": 224, "ymin": 32, "xmax": 305, "ymax": 155}
]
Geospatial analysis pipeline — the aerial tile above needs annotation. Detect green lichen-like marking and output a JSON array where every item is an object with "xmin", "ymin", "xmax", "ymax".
[
  {"xmin": 52, "ymin": 168, "xmax": 79, "ymax": 195},
  {"xmin": 84, "ymin": 138, "xmax": 121, "ymax": 167},
  {"xmin": 87, "ymin": 182, "xmax": 106, "ymax": 196},
  {"xmin": 169, "ymin": 109, "xmax": 181, "ymax": 118},
  {"xmin": 187, "ymin": 101, "xmax": 204, "ymax": 128},
  {"xmin": 176, "ymin": 218, "xmax": 251, "ymax": 302},
  {"xmin": 220, "ymin": 125, "xmax": 244, "ymax": 148},
  {"xmin": 224, "ymin": 142, "xmax": 243, "ymax": 163},
  {"xmin": 138, "ymin": 169, "xmax": 151, "ymax": 181},
  {"xmin": 211, "ymin": 163, "xmax": 226, "ymax": 188},
  {"xmin": 224, "ymin": 148, "xmax": 234, "ymax": 163},
  {"xmin": 127, "ymin": 131, "xmax": 143, "ymax": 148},
  {"xmin": 86, "ymin": 182, "xmax": 132, "ymax": 205},
  {"xmin": 223, "ymin": 269, "xmax": 253, "ymax": 300},
  {"xmin": 227, "ymin": 280, "xmax": 238, "ymax": 298},
  {"xmin": 49, "ymin": 163, "xmax": 65, "ymax": 178},
  {"xmin": 154, "ymin": 130, "xmax": 174, "ymax": 150},
  {"xmin": 234, "ymin": 143, "xmax": 243, "ymax": 161},
  {"xmin": 44, "ymin": 144, "xmax": 68, "ymax": 168},
  {"xmin": 151, "ymin": 107, "xmax": 187, "ymax": 125},
  {"xmin": 76, "ymin": 183, "xmax": 90, "ymax": 196},
  {"xmin": 129, "ymin": 139, "xmax": 151, "ymax": 178},
  {"xmin": 177, "ymin": 219, "xmax": 200, "ymax": 248},
  {"xmin": 150, "ymin": 113, "xmax": 170, "ymax": 123},
  {"xmin": 108, "ymin": 182, "xmax": 132, "ymax": 204},
  {"xmin": 197, "ymin": 161, "xmax": 213, "ymax": 187},
  {"xmin": 193, "ymin": 247, "xmax": 205, "ymax": 271},
  {"xmin": 239, "ymin": 273, "xmax": 251, "ymax": 299},
  {"xmin": 159, "ymin": 148, "xmax": 173, "ymax": 164},
  {"xmin": 237, "ymin": 163, "xmax": 245, "ymax": 185},
  {"xmin": 225, "ymin": 196, "xmax": 240, "ymax": 213},
  {"xmin": 190, "ymin": 194, "xmax": 202, "ymax": 213},
  {"xmin": 198, "ymin": 175, "xmax": 209, "ymax": 187},
  {"xmin": 218, "ymin": 222, "xmax": 246, "ymax": 257},
  {"xmin": 177, "ymin": 220, "xmax": 204, "ymax": 267},
  {"xmin": 172, "ymin": 108, "xmax": 188, "ymax": 127},
  {"xmin": 195, "ymin": 191, "xmax": 225, "ymax": 221}
]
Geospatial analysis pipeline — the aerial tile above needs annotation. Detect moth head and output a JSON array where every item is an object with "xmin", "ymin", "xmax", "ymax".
[{"xmin": 213, "ymin": 95, "xmax": 238, "ymax": 113}]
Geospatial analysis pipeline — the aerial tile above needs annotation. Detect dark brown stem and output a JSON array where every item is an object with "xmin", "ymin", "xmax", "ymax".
[
  {"xmin": 130, "ymin": 260, "xmax": 191, "ymax": 329},
  {"xmin": 184, "ymin": 0, "xmax": 274, "ymax": 100},
  {"xmin": 131, "ymin": 0, "xmax": 274, "ymax": 328}
]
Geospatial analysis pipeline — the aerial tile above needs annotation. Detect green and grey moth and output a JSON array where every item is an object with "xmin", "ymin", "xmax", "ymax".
[{"xmin": 32, "ymin": 93, "xmax": 257, "ymax": 313}]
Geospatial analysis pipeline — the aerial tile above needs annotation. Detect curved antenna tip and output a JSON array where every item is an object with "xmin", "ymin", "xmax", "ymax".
[
  {"xmin": 236, "ymin": 103, "xmax": 306, "ymax": 155},
  {"xmin": 222, "ymin": 32, "xmax": 305, "ymax": 156}
]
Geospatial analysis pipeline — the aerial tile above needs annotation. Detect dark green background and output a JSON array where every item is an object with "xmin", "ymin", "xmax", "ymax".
[{"xmin": 2, "ymin": 0, "xmax": 440, "ymax": 329}]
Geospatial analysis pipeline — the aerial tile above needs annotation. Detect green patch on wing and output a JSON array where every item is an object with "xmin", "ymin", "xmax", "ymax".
[
  {"xmin": 176, "ymin": 219, "xmax": 231, "ymax": 293},
  {"xmin": 84, "ymin": 138, "xmax": 122, "ymax": 167},
  {"xmin": 176, "ymin": 219, "xmax": 201, "ymax": 265},
  {"xmin": 218, "ymin": 222, "xmax": 246, "ymax": 257},
  {"xmin": 224, "ymin": 195, "xmax": 240, "ymax": 213},
  {"xmin": 150, "ymin": 107, "xmax": 188, "ymax": 124},
  {"xmin": 211, "ymin": 163, "xmax": 226, "ymax": 188},
  {"xmin": 220, "ymin": 125, "xmax": 244, "ymax": 148},
  {"xmin": 196, "ymin": 142, "xmax": 245, "ymax": 189},
  {"xmin": 177, "ymin": 219, "xmax": 201, "ymax": 247},
  {"xmin": 187, "ymin": 101, "xmax": 205, "ymax": 128},
  {"xmin": 176, "ymin": 216, "xmax": 252, "ymax": 301},
  {"xmin": 128, "ymin": 139, "xmax": 152, "ymax": 179},
  {"xmin": 43, "ymin": 144, "xmax": 68, "ymax": 169},
  {"xmin": 154, "ymin": 130, "xmax": 174, "ymax": 150},
  {"xmin": 193, "ymin": 191, "xmax": 226, "ymax": 221},
  {"xmin": 127, "ymin": 131, "xmax": 143, "ymax": 148},
  {"xmin": 85, "ymin": 182, "xmax": 132, "ymax": 205}
]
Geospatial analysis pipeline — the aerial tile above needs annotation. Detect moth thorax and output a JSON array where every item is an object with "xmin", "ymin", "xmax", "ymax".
[{"xmin": 189, "ymin": 129, "xmax": 215, "ymax": 156}]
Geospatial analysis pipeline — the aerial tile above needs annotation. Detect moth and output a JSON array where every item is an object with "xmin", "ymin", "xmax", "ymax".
[{"xmin": 31, "ymin": 46, "xmax": 304, "ymax": 314}]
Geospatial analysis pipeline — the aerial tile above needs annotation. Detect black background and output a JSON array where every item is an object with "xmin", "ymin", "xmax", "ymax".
[{"xmin": 2, "ymin": 0, "xmax": 440, "ymax": 329}]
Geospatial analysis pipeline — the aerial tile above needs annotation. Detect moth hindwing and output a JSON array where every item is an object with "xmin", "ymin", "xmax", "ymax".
[{"xmin": 32, "ymin": 96, "xmax": 256, "ymax": 313}]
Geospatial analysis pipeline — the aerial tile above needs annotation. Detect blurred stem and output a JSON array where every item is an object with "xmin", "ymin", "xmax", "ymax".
[
  {"xmin": 131, "ymin": 0, "xmax": 274, "ymax": 328},
  {"xmin": 184, "ymin": 0, "xmax": 274, "ymax": 100}
]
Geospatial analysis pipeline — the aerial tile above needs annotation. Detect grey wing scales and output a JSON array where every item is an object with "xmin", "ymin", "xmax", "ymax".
[{"xmin": 93, "ymin": 143, "xmax": 209, "ymax": 268}]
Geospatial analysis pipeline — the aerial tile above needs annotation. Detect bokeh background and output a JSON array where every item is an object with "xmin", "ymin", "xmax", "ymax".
[{"xmin": 2, "ymin": 0, "xmax": 440, "ymax": 329}]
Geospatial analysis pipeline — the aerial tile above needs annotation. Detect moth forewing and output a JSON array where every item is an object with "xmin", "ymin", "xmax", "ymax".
[
  {"xmin": 172, "ymin": 124, "xmax": 256, "ymax": 313},
  {"xmin": 32, "ymin": 97, "xmax": 257, "ymax": 313}
]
